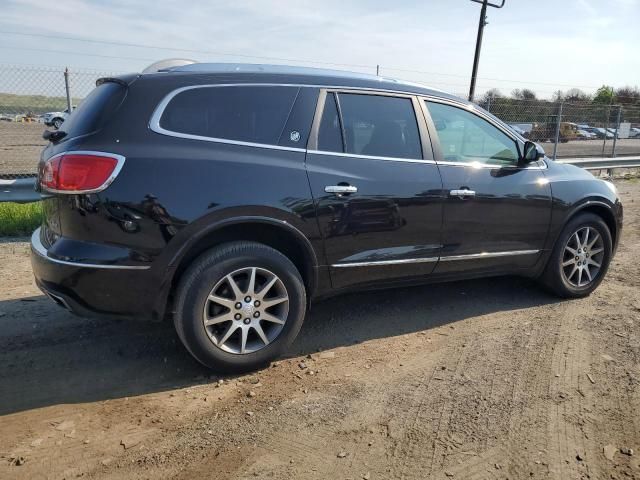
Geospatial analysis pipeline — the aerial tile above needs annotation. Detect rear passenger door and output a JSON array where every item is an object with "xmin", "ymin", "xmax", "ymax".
[{"xmin": 305, "ymin": 90, "xmax": 444, "ymax": 290}]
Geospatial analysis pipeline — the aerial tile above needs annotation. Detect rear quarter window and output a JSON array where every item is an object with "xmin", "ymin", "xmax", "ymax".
[
  {"xmin": 60, "ymin": 82, "xmax": 127, "ymax": 140},
  {"xmin": 158, "ymin": 86, "xmax": 300, "ymax": 146}
]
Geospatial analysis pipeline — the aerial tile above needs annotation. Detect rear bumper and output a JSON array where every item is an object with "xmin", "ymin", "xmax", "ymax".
[{"xmin": 30, "ymin": 227, "xmax": 162, "ymax": 319}]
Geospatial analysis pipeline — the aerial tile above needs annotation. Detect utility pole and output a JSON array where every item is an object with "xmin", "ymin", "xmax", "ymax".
[{"xmin": 468, "ymin": 0, "xmax": 506, "ymax": 103}]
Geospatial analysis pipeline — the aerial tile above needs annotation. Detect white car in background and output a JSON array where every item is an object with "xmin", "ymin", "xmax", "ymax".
[{"xmin": 42, "ymin": 108, "xmax": 73, "ymax": 129}]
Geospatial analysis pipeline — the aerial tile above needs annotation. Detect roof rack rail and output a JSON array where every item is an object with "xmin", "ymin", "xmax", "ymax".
[{"xmin": 141, "ymin": 58, "xmax": 197, "ymax": 74}]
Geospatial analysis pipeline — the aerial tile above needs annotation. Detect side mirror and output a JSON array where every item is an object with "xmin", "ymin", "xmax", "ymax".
[{"xmin": 522, "ymin": 141, "xmax": 545, "ymax": 164}]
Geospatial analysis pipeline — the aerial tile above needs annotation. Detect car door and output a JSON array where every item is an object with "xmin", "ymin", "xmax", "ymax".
[
  {"xmin": 420, "ymin": 99, "xmax": 552, "ymax": 274},
  {"xmin": 305, "ymin": 89, "xmax": 444, "ymax": 290}
]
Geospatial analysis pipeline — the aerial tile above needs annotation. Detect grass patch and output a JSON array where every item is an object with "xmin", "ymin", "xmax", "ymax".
[{"xmin": 0, "ymin": 202, "xmax": 42, "ymax": 236}]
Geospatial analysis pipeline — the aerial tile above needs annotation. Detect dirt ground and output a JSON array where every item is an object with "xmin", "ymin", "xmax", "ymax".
[
  {"xmin": 1, "ymin": 179, "xmax": 639, "ymax": 480},
  {"xmin": 1, "ymin": 122, "xmax": 639, "ymax": 176}
]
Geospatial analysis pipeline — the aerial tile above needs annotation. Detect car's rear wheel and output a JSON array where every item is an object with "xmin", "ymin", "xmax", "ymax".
[
  {"xmin": 542, "ymin": 212, "xmax": 612, "ymax": 298},
  {"xmin": 174, "ymin": 241, "xmax": 307, "ymax": 372}
]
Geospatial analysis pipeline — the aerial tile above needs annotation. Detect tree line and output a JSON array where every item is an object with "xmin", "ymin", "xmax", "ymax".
[{"xmin": 477, "ymin": 86, "xmax": 640, "ymax": 125}]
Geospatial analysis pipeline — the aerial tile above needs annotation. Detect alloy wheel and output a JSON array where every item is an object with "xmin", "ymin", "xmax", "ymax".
[
  {"xmin": 202, "ymin": 267, "xmax": 289, "ymax": 354},
  {"xmin": 561, "ymin": 226, "xmax": 605, "ymax": 288}
]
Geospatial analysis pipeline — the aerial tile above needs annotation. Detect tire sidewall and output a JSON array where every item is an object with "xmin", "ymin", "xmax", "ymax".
[{"xmin": 176, "ymin": 246, "xmax": 306, "ymax": 371}]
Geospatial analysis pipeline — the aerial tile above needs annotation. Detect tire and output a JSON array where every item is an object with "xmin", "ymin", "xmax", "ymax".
[
  {"xmin": 174, "ymin": 241, "xmax": 307, "ymax": 372},
  {"xmin": 541, "ymin": 212, "xmax": 612, "ymax": 298},
  {"xmin": 53, "ymin": 118, "xmax": 63, "ymax": 129}
]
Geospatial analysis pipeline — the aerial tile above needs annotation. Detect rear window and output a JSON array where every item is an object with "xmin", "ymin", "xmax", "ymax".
[
  {"xmin": 159, "ymin": 86, "xmax": 300, "ymax": 146},
  {"xmin": 60, "ymin": 82, "xmax": 127, "ymax": 140}
]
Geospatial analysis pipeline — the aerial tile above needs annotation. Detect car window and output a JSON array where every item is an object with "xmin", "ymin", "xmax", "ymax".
[
  {"xmin": 159, "ymin": 86, "xmax": 299, "ymax": 146},
  {"xmin": 318, "ymin": 93, "xmax": 344, "ymax": 152},
  {"xmin": 323, "ymin": 93, "xmax": 421, "ymax": 159},
  {"xmin": 425, "ymin": 101, "xmax": 519, "ymax": 165},
  {"xmin": 58, "ymin": 82, "xmax": 126, "ymax": 141}
]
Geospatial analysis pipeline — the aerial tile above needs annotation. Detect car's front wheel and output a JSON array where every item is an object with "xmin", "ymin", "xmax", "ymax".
[
  {"xmin": 542, "ymin": 212, "xmax": 612, "ymax": 298},
  {"xmin": 174, "ymin": 241, "xmax": 307, "ymax": 372},
  {"xmin": 53, "ymin": 118, "xmax": 64, "ymax": 129}
]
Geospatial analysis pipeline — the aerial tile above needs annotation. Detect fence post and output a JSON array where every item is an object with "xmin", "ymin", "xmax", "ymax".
[
  {"xmin": 376, "ymin": 64, "xmax": 379, "ymax": 76},
  {"xmin": 611, "ymin": 105, "xmax": 622, "ymax": 158},
  {"xmin": 486, "ymin": 94, "xmax": 492, "ymax": 112},
  {"xmin": 552, "ymin": 102, "xmax": 563, "ymax": 161},
  {"xmin": 64, "ymin": 67, "xmax": 72, "ymax": 112},
  {"xmin": 601, "ymin": 103, "xmax": 611, "ymax": 157}
]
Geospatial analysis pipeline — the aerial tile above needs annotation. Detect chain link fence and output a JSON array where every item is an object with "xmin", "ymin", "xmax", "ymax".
[
  {"xmin": 481, "ymin": 96, "xmax": 640, "ymax": 160},
  {"xmin": 0, "ymin": 65, "xmax": 116, "ymax": 178},
  {"xmin": 0, "ymin": 64, "xmax": 639, "ymax": 178}
]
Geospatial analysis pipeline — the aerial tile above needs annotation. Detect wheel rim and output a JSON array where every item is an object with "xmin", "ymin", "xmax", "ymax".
[
  {"xmin": 561, "ymin": 226, "xmax": 605, "ymax": 288},
  {"xmin": 202, "ymin": 267, "xmax": 289, "ymax": 354}
]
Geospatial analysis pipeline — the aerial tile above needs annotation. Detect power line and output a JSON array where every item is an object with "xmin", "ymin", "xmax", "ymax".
[
  {"xmin": 0, "ymin": 30, "xmax": 375, "ymax": 70},
  {"xmin": 0, "ymin": 29, "xmax": 617, "ymax": 90}
]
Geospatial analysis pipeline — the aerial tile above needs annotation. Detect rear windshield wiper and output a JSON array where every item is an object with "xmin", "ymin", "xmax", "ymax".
[{"xmin": 43, "ymin": 129, "xmax": 67, "ymax": 143}]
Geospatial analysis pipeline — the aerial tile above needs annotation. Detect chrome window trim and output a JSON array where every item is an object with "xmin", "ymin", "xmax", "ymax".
[
  {"xmin": 438, "ymin": 250, "xmax": 540, "ymax": 262},
  {"xmin": 331, "ymin": 249, "xmax": 540, "ymax": 267},
  {"xmin": 332, "ymin": 257, "xmax": 439, "ymax": 268},
  {"xmin": 307, "ymin": 150, "xmax": 435, "ymax": 164},
  {"xmin": 435, "ymin": 160, "xmax": 547, "ymax": 170},
  {"xmin": 31, "ymin": 228, "xmax": 151, "ymax": 270},
  {"xmin": 149, "ymin": 83, "xmax": 465, "ymax": 153},
  {"xmin": 41, "ymin": 151, "xmax": 127, "ymax": 194}
]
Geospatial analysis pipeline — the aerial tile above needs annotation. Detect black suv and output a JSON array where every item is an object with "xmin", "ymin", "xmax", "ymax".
[{"xmin": 31, "ymin": 62, "xmax": 623, "ymax": 371}]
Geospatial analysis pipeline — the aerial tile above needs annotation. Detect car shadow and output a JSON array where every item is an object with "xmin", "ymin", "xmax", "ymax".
[{"xmin": 0, "ymin": 276, "xmax": 559, "ymax": 415}]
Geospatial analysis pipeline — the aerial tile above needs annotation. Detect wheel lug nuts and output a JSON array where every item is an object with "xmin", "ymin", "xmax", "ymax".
[
  {"xmin": 235, "ymin": 302, "xmax": 242, "ymax": 310},
  {"xmin": 575, "ymin": 256, "xmax": 579, "ymax": 260},
  {"xmin": 254, "ymin": 300, "xmax": 261, "ymax": 307},
  {"xmin": 253, "ymin": 311, "xmax": 260, "ymax": 318},
  {"xmin": 243, "ymin": 318, "xmax": 251, "ymax": 325},
  {"xmin": 234, "ymin": 313, "xmax": 241, "ymax": 320},
  {"xmin": 244, "ymin": 296, "xmax": 251, "ymax": 303}
]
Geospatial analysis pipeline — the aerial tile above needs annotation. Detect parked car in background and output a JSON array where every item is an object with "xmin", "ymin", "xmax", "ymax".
[
  {"xmin": 508, "ymin": 124, "xmax": 527, "ymax": 136},
  {"xmin": 576, "ymin": 129, "xmax": 596, "ymax": 140},
  {"xmin": 42, "ymin": 108, "xmax": 73, "ymax": 129},
  {"xmin": 32, "ymin": 62, "xmax": 623, "ymax": 372},
  {"xmin": 592, "ymin": 128, "xmax": 615, "ymax": 139},
  {"xmin": 630, "ymin": 127, "xmax": 640, "ymax": 138}
]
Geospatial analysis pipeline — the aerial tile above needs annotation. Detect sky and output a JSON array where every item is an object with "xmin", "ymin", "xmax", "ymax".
[{"xmin": 0, "ymin": 0, "xmax": 639, "ymax": 99}]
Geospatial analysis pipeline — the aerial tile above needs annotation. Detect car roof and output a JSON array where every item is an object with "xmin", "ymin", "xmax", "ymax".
[{"xmin": 137, "ymin": 62, "xmax": 464, "ymax": 103}]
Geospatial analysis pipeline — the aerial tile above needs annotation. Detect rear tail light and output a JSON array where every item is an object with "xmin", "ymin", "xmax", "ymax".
[{"xmin": 41, "ymin": 151, "xmax": 125, "ymax": 193}]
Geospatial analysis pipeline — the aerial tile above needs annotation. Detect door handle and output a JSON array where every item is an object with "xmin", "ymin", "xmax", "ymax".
[
  {"xmin": 450, "ymin": 188, "xmax": 476, "ymax": 198},
  {"xmin": 325, "ymin": 185, "xmax": 358, "ymax": 195}
]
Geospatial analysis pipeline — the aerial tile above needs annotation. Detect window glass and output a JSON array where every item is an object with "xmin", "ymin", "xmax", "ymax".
[
  {"xmin": 337, "ymin": 93, "xmax": 422, "ymax": 159},
  {"xmin": 159, "ymin": 86, "xmax": 299, "ymax": 145},
  {"xmin": 318, "ymin": 93, "xmax": 343, "ymax": 152},
  {"xmin": 59, "ymin": 82, "xmax": 126, "ymax": 141},
  {"xmin": 425, "ymin": 101, "xmax": 519, "ymax": 165}
]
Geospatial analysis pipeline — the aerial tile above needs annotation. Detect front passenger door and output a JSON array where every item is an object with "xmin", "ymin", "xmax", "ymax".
[{"xmin": 422, "ymin": 100, "xmax": 552, "ymax": 274}]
